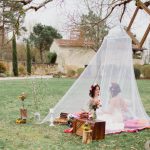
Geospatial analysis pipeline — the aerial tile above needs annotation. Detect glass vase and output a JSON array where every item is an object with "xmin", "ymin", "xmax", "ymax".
[
  {"xmin": 93, "ymin": 110, "xmax": 97, "ymax": 120},
  {"xmin": 34, "ymin": 112, "xmax": 41, "ymax": 123}
]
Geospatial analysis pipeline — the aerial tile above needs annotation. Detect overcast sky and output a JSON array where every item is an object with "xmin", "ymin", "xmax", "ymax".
[{"xmin": 24, "ymin": 0, "xmax": 150, "ymax": 48}]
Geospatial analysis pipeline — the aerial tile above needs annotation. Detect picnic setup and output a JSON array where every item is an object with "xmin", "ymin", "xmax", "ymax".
[{"xmin": 40, "ymin": 24, "xmax": 150, "ymax": 144}]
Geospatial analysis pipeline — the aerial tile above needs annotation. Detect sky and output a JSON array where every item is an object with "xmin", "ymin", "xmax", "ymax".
[
  {"xmin": 24, "ymin": 0, "xmax": 81, "ymax": 38},
  {"xmin": 24, "ymin": 0, "xmax": 150, "ymax": 48}
]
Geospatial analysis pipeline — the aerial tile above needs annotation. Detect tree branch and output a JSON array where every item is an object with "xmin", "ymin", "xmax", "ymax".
[
  {"xmin": 120, "ymin": 3, "xmax": 126, "ymax": 22},
  {"xmin": 13, "ymin": 0, "xmax": 55, "ymax": 11},
  {"xmin": 25, "ymin": 0, "xmax": 53, "ymax": 11},
  {"xmin": 78, "ymin": 0, "xmax": 133, "ymax": 27},
  {"xmin": 101, "ymin": 0, "xmax": 132, "ymax": 23},
  {"xmin": 15, "ymin": 0, "xmax": 32, "ymax": 5}
]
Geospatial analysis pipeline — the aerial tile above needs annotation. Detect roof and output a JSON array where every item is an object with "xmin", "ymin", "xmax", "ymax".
[{"xmin": 54, "ymin": 39, "xmax": 95, "ymax": 47}]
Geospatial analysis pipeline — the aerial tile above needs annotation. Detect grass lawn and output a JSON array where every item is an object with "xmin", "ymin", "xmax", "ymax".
[{"xmin": 0, "ymin": 78, "xmax": 150, "ymax": 150}]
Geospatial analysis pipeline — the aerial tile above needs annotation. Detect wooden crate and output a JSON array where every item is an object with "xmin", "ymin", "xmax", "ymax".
[{"xmin": 72, "ymin": 118, "xmax": 105, "ymax": 140}]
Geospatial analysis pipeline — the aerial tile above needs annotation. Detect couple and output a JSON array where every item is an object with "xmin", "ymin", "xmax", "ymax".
[{"xmin": 89, "ymin": 83, "xmax": 128, "ymax": 133}]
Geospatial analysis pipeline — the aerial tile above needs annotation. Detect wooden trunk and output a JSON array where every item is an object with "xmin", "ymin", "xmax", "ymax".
[
  {"xmin": 20, "ymin": 108, "xmax": 27, "ymax": 119},
  {"xmin": 73, "ymin": 119, "xmax": 105, "ymax": 140}
]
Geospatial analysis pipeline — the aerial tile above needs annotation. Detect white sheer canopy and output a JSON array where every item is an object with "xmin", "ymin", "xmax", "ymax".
[{"xmin": 41, "ymin": 25, "xmax": 150, "ymax": 133}]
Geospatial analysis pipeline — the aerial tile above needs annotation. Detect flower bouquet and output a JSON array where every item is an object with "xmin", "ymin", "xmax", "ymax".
[
  {"xmin": 89, "ymin": 99, "xmax": 101, "ymax": 120},
  {"xmin": 18, "ymin": 92, "xmax": 27, "ymax": 120}
]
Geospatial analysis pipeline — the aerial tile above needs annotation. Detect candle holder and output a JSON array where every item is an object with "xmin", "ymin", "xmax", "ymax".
[
  {"xmin": 49, "ymin": 108, "xmax": 54, "ymax": 126},
  {"xmin": 34, "ymin": 112, "xmax": 41, "ymax": 123}
]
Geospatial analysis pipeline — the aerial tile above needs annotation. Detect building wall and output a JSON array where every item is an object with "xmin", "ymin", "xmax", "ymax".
[
  {"xmin": 133, "ymin": 59, "xmax": 144, "ymax": 65},
  {"xmin": 50, "ymin": 41, "xmax": 95, "ymax": 72},
  {"xmin": 142, "ymin": 49, "xmax": 150, "ymax": 64}
]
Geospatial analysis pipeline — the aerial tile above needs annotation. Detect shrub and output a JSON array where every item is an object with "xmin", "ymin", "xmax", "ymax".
[
  {"xmin": 53, "ymin": 72, "xmax": 64, "ymax": 78},
  {"xmin": 141, "ymin": 65, "xmax": 150, "ymax": 79},
  {"xmin": 0, "ymin": 73, "xmax": 7, "ymax": 77},
  {"xmin": 134, "ymin": 64, "xmax": 142, "ymax": 72},
  {"xmin": 67, "ymin": 69, "xmax": 76, "ymax": 77},
  {"xmin": 134, "ymin": 67, "xmax": 141, "ymax": 79},
  {"xmin": 77, "ymin": 68, "xmax": 84, "ymax": 76},
  {"xmin": 0, "ymin": 62, "xmax": 6, "ymax": 73},
  {"xmin": 19, "ymin": 65, "xmax": 26, "ymax": 76},
  {"xmin": 47, "ymin": 52, "xmax": 57, "ymax": 64}
]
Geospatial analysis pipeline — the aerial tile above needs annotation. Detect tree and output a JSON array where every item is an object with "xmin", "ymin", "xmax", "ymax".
[
  {"xmin": 80, "ymin": 10, "xmax": 108, "ymax": 51},
  {"xmin": 67, "ymin": 0, "xmax": 150, "ymax": 36},
  {"xmin": 0, "ymin": 0, "xmax": 60, "ymax": 51},
  {"xmin": 30, "ymin": 23, "xmax": 62, "ymax": 63},
  {"xmin": 1, "ymin": 0, "xmax": 148, "ymax": 41},
  {"xmin": 0, "ymin": 0, "xmax": 63, "ymax": 41},
  {"xmin": 26, "ymin": 40, "xmax": 31, "ymax": 75},
  {"xmin": 12, "ymin": 32, "xmax": 18, "ymax": 76},
  {"xmin": 0, "ymin": 0, "xmax": 25, "ymax": 44}
]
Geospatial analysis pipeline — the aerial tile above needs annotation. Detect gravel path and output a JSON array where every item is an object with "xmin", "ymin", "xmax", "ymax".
[{"xmin": 0, "ymin": 75, "xmax": 53, "ymax": 81}]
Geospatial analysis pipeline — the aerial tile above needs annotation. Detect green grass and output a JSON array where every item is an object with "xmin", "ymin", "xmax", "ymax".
[{"xmin": 0, "ymin": 79, "xmax": 150, "ymax": 150}]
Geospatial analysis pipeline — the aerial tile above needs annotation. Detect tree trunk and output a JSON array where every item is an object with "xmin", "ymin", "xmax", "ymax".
[
  {"xmin": 40, "ymin": 49, "xmax": 43, "ymax": 63},
  {"xmin": 26, "ymin": 40, "xmax": 31, "ymax": 75},
  {"xmin": 1, "ymin": 1, "xmax": 5, "ymax": 49},
  {"xmin": 1, "ymin": 23, "xmax": 5, "ymax": 49},
  {"xmin": 12, "ymin": 32, "xmax": 18, "ymax": 76}
]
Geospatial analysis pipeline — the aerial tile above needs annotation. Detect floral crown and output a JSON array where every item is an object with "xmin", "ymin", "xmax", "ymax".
[
  {"xmin": 90, "ymin": 83, "xmax": 100, "ymax": 92},
  {"xmin": 89, "ymin": 83, "xmax": 100, "ymax": 97},
  {"xmin": 90, "ymin": 83, "xmax": 99, "ymax": 90}
]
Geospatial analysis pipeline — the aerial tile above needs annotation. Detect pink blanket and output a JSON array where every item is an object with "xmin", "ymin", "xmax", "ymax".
[{"xmin": 124, "ymin": 119, "xmax": 149, "ymax": 128}]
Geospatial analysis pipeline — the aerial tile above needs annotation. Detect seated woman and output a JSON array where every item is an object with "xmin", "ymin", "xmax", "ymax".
[
  {"xmin": 66, "ymin": 84, "xmax": 101, "ymax": 120},
  {"xmin": 96, "ymin": 82, "xmax": 128, "ymax": 133},
  {"xmin": 89, "ymin": 84, "xmax": 101, "ymax": 112}
]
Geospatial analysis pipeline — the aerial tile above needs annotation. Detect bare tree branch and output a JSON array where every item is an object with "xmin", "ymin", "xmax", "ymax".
[
  {"xmin": 13, "ymin": 0, "xmax": 64, "ymax": 11},
  {"xmin": 101, "ymin": 0, "xmax": 132, "ymax": 23},
  {"xmin": 75, "ymin": 0, "xmax": 150, "ymax": 28},
  {"xmin": 25, "ymin": 0, "xmax": 53, "ymax": 11},
  {"xmin": 120, "ymin": 3, "xmax": 126, "ymax": 22},
  {"xmin": 14, "ymin": 0, "xmax": 32, "ymax": 5}
]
